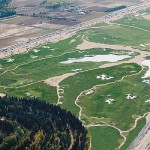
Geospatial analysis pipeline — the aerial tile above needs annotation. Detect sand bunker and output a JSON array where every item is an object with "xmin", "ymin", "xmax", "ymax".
[
  {"xmin": 125, "ymin": 94, "xmax": 137, "ymax": 100},
  {"xmin": 97, "ymin": 74, "xmax": 113, "ymax": 80},
  {"xmin": 105, "ymin": 98, "xmax": 115, "ymax": 104}
]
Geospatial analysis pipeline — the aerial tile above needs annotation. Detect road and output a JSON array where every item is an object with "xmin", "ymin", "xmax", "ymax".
[
  {"xmin": 0, "ymin": 1, "xmax": 150, "ymax": 57},
  {"xmin": 128, "ymin": 120, "xmax": 150, "ymax": 150}
]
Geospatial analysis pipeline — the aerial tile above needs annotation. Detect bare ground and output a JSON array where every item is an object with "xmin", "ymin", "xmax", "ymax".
[
  {"xmin": 77, "ymin": 39, "xmax": 140, "ymax": 52},
  {"xmin": 143, "ymin": 14, "xmax": 150, "ymax": 20},
  {"xmin": 0, "ymin": 93, "xmax": 6, "ymax": 97},
  {"xmin": 44, "ymin": 73, "xmax": 76, "ymax": 88}
]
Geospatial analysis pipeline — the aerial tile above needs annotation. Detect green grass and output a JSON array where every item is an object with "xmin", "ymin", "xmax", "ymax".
[
  {"xmin": 139, "ymin": 8, "xmax": 150, "ymax": 14},
  {"xmin": 81, "ymin": 23, "xmax": 150, "ymax": 48},
  {"xmin": 0, "ymin": 87, "xmax": 5, "ymax": 93},
  {"xmin": 115, "ymin": 15, "xmax": 150, "ymax": 31},
  {"xmin": 121, "ymin": 117, "xmax": 146, "ymax": 150},
  {"xmin": 0, "ymin": 12, "xmax": 149, "ymax": 150},
  {"xmin": 5, "ymin": 82, "xmax": 58, "ymax": 104},
  {"xmin": 0, "ymin": 47, "xmax": 133, "ymax": 87},
  {"xmin": 0, "ymin": 34, "xmax": 83, "ymax": 71},
  {"xmin": 60, "ymin": 63, "xmax": 141, "ymax": 115},
  {"xmin": 92, "ymin": 22, "xmax": 109, "ymax": 27},
  {"xmin": 89, "ymin": 126, "xmax": 123, "ymax": 150},
  {"xmin": 79, "ymin": 68, "xmax": 149, "ymax": 130}
]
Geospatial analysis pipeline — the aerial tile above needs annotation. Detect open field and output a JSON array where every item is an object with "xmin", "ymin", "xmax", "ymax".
[
  {"xmin": 0, "ymin": 7, "xmax": 150, "ymax": 149},
  {"xmin": 0, "ymin": 16, "xmax": 57, "ymax": 49},
  {"xmin": 0, "ymin": 0, "xmax": 145, "ymax": 49},
  {"xmin": 82, "ymin": 22, "xmax": 150, "ymax": 51},
  {"xmin": 0, "ymin": 31, "xmax": 136, "ymax": 88}
]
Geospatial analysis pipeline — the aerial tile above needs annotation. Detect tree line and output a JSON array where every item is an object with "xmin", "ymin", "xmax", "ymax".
[
  {"xmin": 0, "ymin": 0, "xmax": 16, "ymax": 18},
  {"xmin": 0, "ymin": 96, "xmax": 90, "ymax": 150},
  {"xmin": 105, "ymin": 5, "xmax": 126, "ymax": 12}
]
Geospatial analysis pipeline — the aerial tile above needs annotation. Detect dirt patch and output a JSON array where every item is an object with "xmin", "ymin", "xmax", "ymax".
[
  {"xmin": 0, "ymin": 23, "xmax": 33, "ymax": 38},
  {"xmin": 32, "ymin": 22, "xmax": 66, "ymax": 29},
  {"xmin": 0, "ymin": 28, "xmax": 46, "ymax": 49},
  {"xmin": 44, "ymin": 73, "xmax": 76, "ymax": 88},
  {"xmin": 143, "ymin": 14, "xmax": 150, "ymax": 20},
  {"xmin": 0, "ymin": 93, "xmax": 6, "ymax": 97},
  {"xmin": 77, "ymin": 39, "xmax": 140, "ymax": 52},
  {"xmin": 69, "ymin": 39, "xmax": 76, "ymax": 44}
]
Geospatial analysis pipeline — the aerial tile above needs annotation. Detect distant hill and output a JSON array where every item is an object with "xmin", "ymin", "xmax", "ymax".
[{"xmin": 0, "ymin": 96, "xmax": 90, "ymax": 150}]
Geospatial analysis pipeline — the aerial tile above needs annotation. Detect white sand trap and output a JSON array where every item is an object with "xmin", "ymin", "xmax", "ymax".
[
  {"xmin": 42, "ymin": 46, "xmax": 50, "ymax": 48},
  {"xmin": 7, "ymin": 58, "xmax": 14, "ymax": 62},
  {"xmin": 145, "ymin": 99, "xmax": 150, "ymax": 103},
  {"xmin": 33, "ymin": 49, "xmax": 40, "ymax": 53},
  {"xmin": 31, "ymin": 55, "xmax": 38, "ymax": 58},
  {"xmin": 105, "ymin": 98, "xmax": 115, "ymax": 104},
  {"xmin": 142, "ymin": 79, "xmax": 150, "ymax": 84},
  {"xmin": 0, "ymin": 93, "xmax": 6, "ymax": 97},
  {"xmin": 97, "ymin": 74, "xmax": 113, "ymax": 80},
  {"xmin": 125, "ymin": 94, "xmax": 137, "ymax": 100},
  {"xmin": 61, "ymin": 54, "xmax": 131, "ymax": 64},
  {"xmin": 142, "ymin": 60, "xmax": 150, "ymax": 78}
]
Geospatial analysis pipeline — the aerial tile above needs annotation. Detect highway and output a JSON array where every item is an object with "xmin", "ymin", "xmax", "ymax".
[
  {"xmin": 128, "ymin": 120, "xmax": 150, "ymax": 150},
  {"xmin": 0, "ymin": 1, "xmax": 150, "ymax": 56}
]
